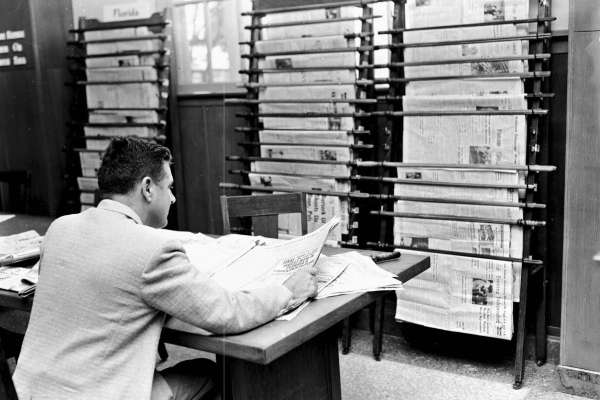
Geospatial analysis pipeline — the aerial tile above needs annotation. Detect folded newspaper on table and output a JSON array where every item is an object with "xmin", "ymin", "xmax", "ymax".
[
  {"xmin": 0, "ymin": 230, "xmax": 44, "ymax": 266},
  {"xmin": 0, "ymin": 262, "xmax": 39, "ymax": 297}
]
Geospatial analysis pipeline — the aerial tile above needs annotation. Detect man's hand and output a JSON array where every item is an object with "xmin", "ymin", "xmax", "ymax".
[{"xmin": 282, "ymin": 267, "xmax": 318, "ymax": 310}]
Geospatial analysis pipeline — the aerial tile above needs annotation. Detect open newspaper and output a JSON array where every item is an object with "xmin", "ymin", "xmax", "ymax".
[{"xmin": 0, "ymin": 230, "xmax": 44, "ymax": 266}]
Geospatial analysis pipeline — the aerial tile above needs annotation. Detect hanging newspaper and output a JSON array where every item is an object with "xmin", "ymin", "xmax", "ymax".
[
  {"xmin": 393, "ymin": 199, "xmax": 523, "ymax": 220},
  {"xmin": 86, "ymin": 83, "xmax": 160, "ymax": 108},
  {"xmin": 405, "ymin": 78, "xmax": 525, "ymax": 96},
  {"xmin": 86, "ymin": 39, "xmax": 163, "ymax": 56},
  {"xmin": 395, "ymin": 249, "xmax": 516, "ymax": 339},
  {"xmin": 248, "ymin": 173, "xmax": 350, "ymax": 243},
  {"xmin": 259, "ymin": 130, "xmax": 354, "ymax": 146},
  {"xmin": 259, "ymin": 85, "xmax": 358, "ymax": 101},
  {"xmin": 393, "ymin": 217, "xmax": 523, "ymax": 258},
  {"xmin": 86, "ymin": 66, "xmax": 157, "ymax": 82},
  {"xmin": 261, "ymin": 116, "xmax": 355, "ymax": 131},
  {"xmin": 262, "ymin": 20, "xmax": 364, "ymax": 41},
  {"xmin": 259, "ymin": 99, "xmax": 355, "ymax": 114},
  {"xmin": 261, "ymin": 6, "xmax": 363, "ymax": 26},
  {"xmin": 260, "ymin": 69, "xmax": 356, "ymax": 85},
  {"xmin": 251, "ymin": 160, "xmax": 350, "ymax": 178},
  {"xmin": 88, "ymin": 110, "xmax": 159, "ymax": 123},
  {"xmin": 83, "ymin": 26, "xmax": 155, "ymax": 41},
  {"xmin": 259, "ymin": 145, "xmax": 352, "ymax": 162},
  {"xmin": 259, "ymin": 52, "xmax": 357, "ymax": 70},
  {"xmin": 405, "ymin": 0, "xmax": 529, "ymax": 29},
  {"xmin": 255, "ymin": 35, "xmax": 356, "ymax": 54},
  {"xmin": 402, "ymin": 95, "xmax": 527, "ymax": 165}
]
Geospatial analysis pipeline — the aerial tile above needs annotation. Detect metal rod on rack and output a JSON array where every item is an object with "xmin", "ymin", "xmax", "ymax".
[
  {"xmin": 240, "ymin": 66, "xmax": 363, "ymax": 73},
  {"xmin": 67, "ymin": 49, "xmax": 166, "ymax": 59},
  {"xmin": 355, "ymin": 161, "xmax": 557, "ymax": 172},
  {"xmin": 371, "ymin": 210, "xmax": 546, "ymax": 226},
  {"xmin": 226, "ymin": 155, "xmax": 351, "ymax": 166},
  {"xmin": 76, "ymin": 80, "xmax": 167, "ymax": 85},
  {"xmin": 380, "ymin": 93, "xmax": 555, "ymax": 101},
  {"xmin": 375, "ymin": 71, "xmax": 551, "ymax": 83},
  {"xmin": 241, "ymin": 0, "xmax": 387, "ymax": 16},
  {"xmin": 379, "ymin": 16, "xmax": 556, "ymax": 33},
  {"xmin": 362, "ymin": 242, "xmax": 544, "ymax": 265},
  {"xmin": 353, "ymin": 175, "xmax": 533, "ymax": 190},
  {"xmin": 67, "ymin": 34, "xmax": 167, "ymax": 45}
]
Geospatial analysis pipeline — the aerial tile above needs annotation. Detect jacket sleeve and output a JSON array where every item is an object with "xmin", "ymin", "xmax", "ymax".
[{"xmin": 140, "ymin": 240, "xmax": 292, "ymax": 334}]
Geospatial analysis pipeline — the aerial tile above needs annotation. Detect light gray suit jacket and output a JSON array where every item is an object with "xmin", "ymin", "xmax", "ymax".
[{"xmin": 13, "ymin": 200, "xmax": 292, "ymax": 399}]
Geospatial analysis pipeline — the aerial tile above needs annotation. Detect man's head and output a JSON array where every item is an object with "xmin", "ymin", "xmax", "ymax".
[{"xmin": 97, "ymin": 137, "xmax": 175, "ymax": 228}]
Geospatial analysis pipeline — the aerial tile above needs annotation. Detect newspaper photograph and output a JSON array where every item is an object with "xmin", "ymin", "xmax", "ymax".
[{"xmin": 395, "ymin": 249, "xmax": 514, "ymax": 340}]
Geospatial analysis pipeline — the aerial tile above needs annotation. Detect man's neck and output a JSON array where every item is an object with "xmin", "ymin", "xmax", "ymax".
[{"xmin": 108, "ymin": 194, "xmax": 148, "ymax": 226}]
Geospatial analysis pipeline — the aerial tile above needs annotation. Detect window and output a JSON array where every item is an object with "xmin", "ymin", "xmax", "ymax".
[{"xmin": 173, "ymin": 0, "xmax": 251, "ymax": 94}]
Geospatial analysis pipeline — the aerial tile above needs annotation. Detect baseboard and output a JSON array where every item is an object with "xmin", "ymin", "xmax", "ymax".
[{"xmin": 557, "ymin": 365, "xmax": 600, "ymax": 397}]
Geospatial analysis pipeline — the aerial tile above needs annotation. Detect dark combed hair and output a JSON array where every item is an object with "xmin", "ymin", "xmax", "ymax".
[{"xmin": 97, "ymin": 137, "xmax": 172, "ymax": 196}]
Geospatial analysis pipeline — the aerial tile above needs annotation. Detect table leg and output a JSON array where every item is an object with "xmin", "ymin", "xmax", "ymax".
[
  {"xmin": 220, "ymin": 329, "xmax": 341, "ymax": 400},
  {"xmin": 372, "ymin": 297, "xmax": 385, "ymax": 361}
]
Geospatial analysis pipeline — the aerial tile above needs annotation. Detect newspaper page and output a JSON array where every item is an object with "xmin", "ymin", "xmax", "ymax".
[
  {"xmin": 406, "ymin": 78, "xmax": 525, "ymax": 96},
  {"xmin": 395, "ymin": 249, "xmax": 514, "ymax": 339},
  {"xmin": 0, "ymin": 264, "xmax": 38, "ymax": 294},
  {"xmin": 0, "ymin": 231, "xmax": 43, "ymax": 265},
  {"xmin": 261, "ymin": 6, "xmax": 362, "ymax": 25},
  {"xmin": 260, "ymin": 69, "xmax": 356, "ymax": 86},
  {"xmin": 259, "ymin": 52, "xmax": 357, "ymax": 70},
  {"xmin": 259, "ymin": 85, "xmax": 358, "ymax": 101},
  {"xmin": 209, "ymin": 217, "xmax": 339, "ymax": 291},
  {"xmin": 248, "ymin": 173, "xmax": 350, "ymax": 243},
  {"xmin": 255, "ymin": 35, "xmax": 356, "ymax": 54},
  {"xmin": 259, "ymin": 145, "xmax": 352, "ymax": 162},
  {"xmin": 259, "ymin": 130, "xmax": 354, "ymax": 146},
  {"xmin": 259, "ymin": 99, "xmax": 355, "ymax": 114},
  {"xmin": 251, "ymin": 161, "xmax": 351, "ymax": 178},
  {"xmin": 260, "ymin": 117, "xmax": 355, "ymax": 131}
]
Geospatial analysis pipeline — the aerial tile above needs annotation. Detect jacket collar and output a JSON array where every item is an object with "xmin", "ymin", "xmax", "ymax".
[{"xmin": 97, "ymin": 199, "xmax": 143, "ymax": 225}]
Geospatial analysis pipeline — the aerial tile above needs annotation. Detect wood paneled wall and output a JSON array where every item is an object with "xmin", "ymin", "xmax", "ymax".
[{"xmin": 0, "ymin": 0, "xmax": 73, "ymax": 216}]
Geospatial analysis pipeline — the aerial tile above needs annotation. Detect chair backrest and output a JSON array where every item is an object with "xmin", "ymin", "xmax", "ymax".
[
  {"xmin": 0, "ymin": 170, "xmax": 30, "ymax": 213},
  {"xmin": 220, "ymin": 193, "xmax": 307, "ymax": 238}
]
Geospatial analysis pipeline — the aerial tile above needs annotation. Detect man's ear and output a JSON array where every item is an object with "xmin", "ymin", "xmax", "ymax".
[{"xmin": 141, "ymin": 176, "xmax": 153, "ymax": 202}]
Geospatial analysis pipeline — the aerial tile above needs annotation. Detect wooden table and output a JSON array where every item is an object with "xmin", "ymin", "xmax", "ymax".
[{"xmin": 0, "ymin": 214, "xmax": 430, "ymax": 400}]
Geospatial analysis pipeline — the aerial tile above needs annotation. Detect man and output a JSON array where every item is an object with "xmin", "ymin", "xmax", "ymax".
[{"xmin": 13, "ymin": 137, "xmax": 317, "ymax": 399}]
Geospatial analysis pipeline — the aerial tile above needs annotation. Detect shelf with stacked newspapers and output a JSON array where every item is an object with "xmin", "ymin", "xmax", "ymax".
[
  {"xmin": 221, "ymin": 0, "xmax": 395, "ymax": 247},
  {"xmin": 348, "ymin": 0, "xmax": 554, "ymax": 389},
  {"xmin": 65, "ymin": 11, "xmax": 173, "ymax": 212}
]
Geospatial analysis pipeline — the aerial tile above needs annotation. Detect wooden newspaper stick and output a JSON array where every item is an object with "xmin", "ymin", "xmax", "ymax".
[
  {"xmin": 219, "ymin": 182, "xmax": 369, "ymax": 199},
  {"xmin": 362, "ymin": 241, "xmax": 544, "ymax": 265},
  {"xmin": 355, "ymin": 161, "xmax": 557, "ymax": 172},
  {"xmin": 384, "ymin": 54, "xmax": 551, "ymax": 68},
  {"xmin": 242, "ymin": 80, "xmax": 374, "ymax": 87},
  {"xmin": 379, "ymin": 33, "xmax": 552, "ymax": 50},
  {"xmin": 353, "ymin": 175, "xmax": 533, "ymax": 190},
  {"xmin": 367, "ymin": 193, "xmax": 545, "ymax": 209},
  {"xmin": 230, "ymin": 169, "xmax": 351, "ymax": 180},
  {"xmin": 371, "ymin": 210, "xmax": 546, "ymax": 227},
  {"xmin": 244, "ymin": 16, "xmax": 381, "ymax": 30},
  {"xmin": 240, "ymin": 66, "xmax": 365, "ymax": 73},
  {"xmin": 380, "ymin": 16, "xmax": 556, "ymax": 33},
  {"xmin": 377, "ymin": 71, "xmax": 551, "ymax": 83},
  {"xmin": 68, "ymin": 34, "xmax": 167, "ymax": 45},
  {"xmin": 238, "ymin": 141, "xmax": 374, "ymax": 149},
  {"xmin": 246, "ymin": 112, "xmax": 373, "ymax": 118},
  {"xmin": 371, "ymin": 110, "xmax": 548, "ymax": 116},
  {"xmin": 226, "ymin": 155, "xmax": 351, "ymax": 165},
  {"xmin": 233, "ymin": 127, "xmax": 371, "ymax": 135},
  {"xmin": 225, "ymin": 98, "xmax": 377, "ymax": 104}
]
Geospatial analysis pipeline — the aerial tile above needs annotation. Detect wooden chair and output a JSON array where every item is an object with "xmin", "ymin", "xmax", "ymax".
[
  {"xmin": 0, "ymin": 334, "xmax": 18, "ymax": 400},
  {"xmin": 0, "ymin": 170, "xmax": 30, "ymax": 213},
  {"xmin": 220, "ymin": 193, "xmax": 307, "ymax": 238}
]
